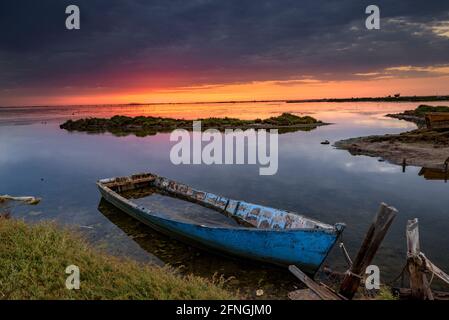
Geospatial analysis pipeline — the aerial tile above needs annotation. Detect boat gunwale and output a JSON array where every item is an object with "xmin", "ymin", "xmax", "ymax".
[{"xmin": 97, "ymin": 174, "xmax": 345, "ymax": 235}]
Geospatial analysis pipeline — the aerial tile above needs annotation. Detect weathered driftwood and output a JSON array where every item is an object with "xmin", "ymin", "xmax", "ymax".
[
  {"xmin": 405, "ymin": 219, "xmax": 449, "ymax": 300},
  {"xmin": 406, "ymin": 219, "xmax": 435, "ymax": 300},
  {"xmin": 0, "ymin": 195, "xmax": 41, "ymax": 205},
  {"xmin": 339, "ymin": 203, "xmax": 398, "ymax": 299},
  {"xmin": 288, "ymin": 265, "xmax": 344, "ymax": 300},
  {"xmin": 406, "ymin": 218, "xmax": 430, "ymax": 299}
]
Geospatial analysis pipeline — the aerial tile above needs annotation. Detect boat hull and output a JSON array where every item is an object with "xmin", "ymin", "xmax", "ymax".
[{"xmin": 98, "ymin": 185, "xmax": 341, "ymax": 275}]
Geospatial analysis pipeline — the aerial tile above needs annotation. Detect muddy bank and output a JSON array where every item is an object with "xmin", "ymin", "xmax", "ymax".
[
  {"xmin": 335, "ymin": 129, "xmax": 449, "ymax": 169},
  {"xmin": 60, "ymin": 113, "xmax": 327, "ymax": 137}
]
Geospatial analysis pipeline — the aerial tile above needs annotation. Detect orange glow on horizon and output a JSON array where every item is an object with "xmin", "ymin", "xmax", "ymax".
[{"xmin": 2, "ymin": 75, "xmax": 449, "ymax": 107}]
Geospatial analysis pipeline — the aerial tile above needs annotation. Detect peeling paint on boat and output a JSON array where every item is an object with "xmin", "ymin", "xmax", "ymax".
[{"xmin": 97, "ymin": 172, "xmax": 345, "ymax": 275}]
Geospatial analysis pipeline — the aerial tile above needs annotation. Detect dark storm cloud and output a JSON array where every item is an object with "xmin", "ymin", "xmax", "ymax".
[{"xmin": 1, "ymin": 0, "xmax": 449, "ymax": 90}]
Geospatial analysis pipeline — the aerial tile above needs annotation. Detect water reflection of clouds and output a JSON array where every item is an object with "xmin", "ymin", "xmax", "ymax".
[
  {"xmin": 342, "ymin": 160, "xmax": 401, "ymax": 174},
  {"xmin": 351, "ymin": 118, "xmax": 414, "ymax": 129},
  {"xmin": 279, "ymin": 135, "xmax": 403, "ymax": 175},
  {"xmin": 3, "ymin": 101, "xmax": 449, "ymax": 282},
  {"xmin": 0, "ymin": 129, "xmax": 33, "ymax": 166}
]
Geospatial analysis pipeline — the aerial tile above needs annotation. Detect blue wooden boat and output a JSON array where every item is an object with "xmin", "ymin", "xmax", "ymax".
[{"xmin": 97, "ymin": 173, "xmax": 345, "ymax": 275}]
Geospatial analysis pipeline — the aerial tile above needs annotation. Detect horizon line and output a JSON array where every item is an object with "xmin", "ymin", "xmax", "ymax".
[{"xmin": 1, "ymin": 94, "xmax": 449, "ymax": 109}]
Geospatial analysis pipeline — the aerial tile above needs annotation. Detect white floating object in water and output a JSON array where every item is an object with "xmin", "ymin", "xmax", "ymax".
[{"xmin": 0, "ymin": 195, "xmax": 41, "ymax": 205}]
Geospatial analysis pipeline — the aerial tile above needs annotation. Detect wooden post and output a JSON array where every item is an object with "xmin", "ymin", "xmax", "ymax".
[
  {"xmin": 339, "ymin": 203, "xmax": 398, "ymax": 299},
  {"xmin": 406, "ymin": 219, "xmax": 433, "ymax": 300},
  {"xmin": 396, "ymin": 221, "xmax": 449, "ymax": 300}
]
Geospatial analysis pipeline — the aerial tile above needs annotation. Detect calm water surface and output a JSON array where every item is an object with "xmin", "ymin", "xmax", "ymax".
[{"xmin": 1, "ymin": 102, "xmax": 448, "ymax": 298}]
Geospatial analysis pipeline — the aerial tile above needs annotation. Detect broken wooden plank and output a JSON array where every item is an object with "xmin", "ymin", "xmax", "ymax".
[
  {"xmin": 339, "ymin": 203, "xmax": 398, "ymax": 299},
  {"xmin": 406, "ymin": 218, "xmax": 425, "ymax": 299},
  {"xmin": 289, "ymin": 265, "xmax": 342, "ymax": 300},
  {"xmin": 421, "ymin": 253, "xmax": 449, "ymax": 286}
]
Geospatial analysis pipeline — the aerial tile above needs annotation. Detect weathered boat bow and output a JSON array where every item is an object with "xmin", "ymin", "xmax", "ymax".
[{"xmin": 97, "ymin": 173, "xmax": 345, "ymax": 275}]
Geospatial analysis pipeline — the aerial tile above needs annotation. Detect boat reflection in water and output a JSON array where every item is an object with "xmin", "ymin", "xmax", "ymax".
[
  {"xmin": 418, "ymin": 167, "xmax": 449, "ymax": 183},
  {"xmin": 97, "ymin": 198, "xmax": 303, "ymax": 299}
]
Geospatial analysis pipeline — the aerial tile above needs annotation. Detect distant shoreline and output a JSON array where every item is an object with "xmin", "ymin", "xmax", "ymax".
[
  {"xmin": 285, "ymin": 95, "xmax": 449, "ymax": 104},
  {"xmin": 2, "ymin": 95, "xmax": 449, "ymax": 109},
  {"xmin": 335, "ymin": 105, "xmax": 449, "ymax": 170},
  {"xmin": 335, "ymin": 131, "xmax": 449, "ymax": 170}
]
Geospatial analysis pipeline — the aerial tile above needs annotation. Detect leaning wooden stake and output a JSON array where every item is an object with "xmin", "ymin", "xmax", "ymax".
[
  {"xmin": 339, "ymin": 203, "xmax": 398, "ymax": 299},
  {"xmin": 406, "ymin": 219, "xmax": 433, "ymax": 300}
]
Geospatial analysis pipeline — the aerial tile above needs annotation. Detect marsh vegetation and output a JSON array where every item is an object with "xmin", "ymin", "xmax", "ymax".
[{"xmin": 60, "ymin": 113, "xmax": 325, "ymax": 137}]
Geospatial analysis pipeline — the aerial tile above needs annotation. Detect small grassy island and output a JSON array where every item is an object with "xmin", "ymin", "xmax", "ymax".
[
  {"xmin": 60, "ymin": 113, "xmax": 325, "ymax": 137},
  {"xmin": 336, "ymin": 105, "xmax": 449, "ymax": 169},
  {"xmin": 0, "ymin": 218, "xmax": 234, "ymax": 300}
]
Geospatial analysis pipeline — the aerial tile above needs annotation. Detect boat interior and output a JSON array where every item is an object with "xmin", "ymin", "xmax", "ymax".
[{"xmin": 99, "ymin": 173, "xmax": 337, "ymax": 231}]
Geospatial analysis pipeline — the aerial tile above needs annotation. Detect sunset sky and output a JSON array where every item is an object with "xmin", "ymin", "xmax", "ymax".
[{"xmin": 1, "ymin": 0, "xmax": 449, "ymax": 106}]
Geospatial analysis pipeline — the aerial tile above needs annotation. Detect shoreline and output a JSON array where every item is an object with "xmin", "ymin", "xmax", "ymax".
[
  {"xmin": 336, "ymin": 105, "xmax": 449, "ymax": 170},
  {"xmin": 335, "ymin": 130, "xmax": 449, "ymax": 170}
]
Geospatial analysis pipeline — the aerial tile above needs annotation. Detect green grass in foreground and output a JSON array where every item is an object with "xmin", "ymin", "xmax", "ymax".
[
  {"xmin": 0, "ymin": 219, "xmax": 234, "ymax": 300},
  {"xmin": 376, "ymin": 286, "xmax": 398, "ymax": 300}
]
